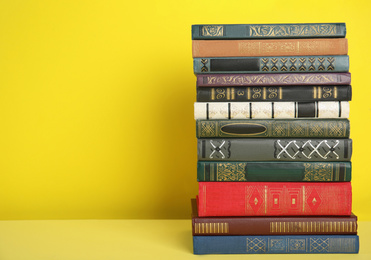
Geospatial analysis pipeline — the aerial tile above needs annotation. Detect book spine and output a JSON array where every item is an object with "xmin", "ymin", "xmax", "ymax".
[
  {"xmin": 194, "ymin": 102, "xmax": 349, "ymax": 120},
  {"xmin": 196, "ymin": 119, "xmax": 350, "ymax": 138},
  {"xmin": 193, "ymin": 216, "xmax": 358, "ymax": 236},
  {"xmin": 194, "ymin": 55, "xmax": 349, "ymax": 74},
  {"xmin": 197, "ymin": 86, "xmax": 351, "ymax": 102},
  {"xmin": 192, "ymin": 23, "xmax": 346, "ymax": 39},
  {"xmin": 192, "ymin": 39, "xmax": 347, "ymax": 57},
  {"xmin": 193, "ymin": 235, "xmax": 359, "ymax": 254},
  {"xmin": 197, "ymin": 162, "xmax": 351, "ymax": 182},
  {"xmin": 197, "ymin": 182, "xmax": 352, "ymax": 216},
  {"xmin": 197, "ymin": 139, "xmax": 352, "ymax": 161},
  {"xmin": 197, "ymin": 73, "xmax": 352, "ymax": 86}
]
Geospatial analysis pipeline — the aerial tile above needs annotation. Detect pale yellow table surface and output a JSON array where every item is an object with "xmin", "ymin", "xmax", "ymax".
[{"xmin": 0, "ymin": 220, "xmax": 369, "ymax": 260}]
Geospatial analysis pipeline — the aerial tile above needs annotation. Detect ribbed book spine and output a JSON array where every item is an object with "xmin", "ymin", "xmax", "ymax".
[
  {"xmin": 197, "ymin": 86, "xmax": 351, "ymax": 102},
  {"xmin": 192, "ymin": 23, "xmax": 346, "ymax": 39},
  {"xmin": 197, "ymin": 182, "xmax": 352, "ymax": 217},
  {"xmin": 194, "ymin": 102, "xmax": 349, "ymax": 120},
  {"xmin": 194, "ymin": 55, "xmax": 349, "ymax": 74},
  {"xmin": 193, "ymin": 235, "xmax": 359, "ymax": 254},
  {"xmin": 196, "ymin": 119, "xmax": 350, "ymax": 138},
  {"xmin": 197, "ymin": 73, "xmax": 351, "ymax": 86},
  {"xmin": 197, "ymin": 162, "xmax": 351, "ymax": 182},
  {"xmin": 192, "ymin": 39, "xmax": 347, "ymax": 57},
  {"xmin": 197, "ymin": 139, "xmax": 352, "ymax": 161}
]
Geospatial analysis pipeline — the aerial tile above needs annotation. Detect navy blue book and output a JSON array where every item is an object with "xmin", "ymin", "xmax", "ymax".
[
  {"xmin": 193, "ymin": 235, "xmax": 359, "ymax": 254},
  {"xmin": 192, "ymin": 23, "xmax": 346, "ymax": 39}
]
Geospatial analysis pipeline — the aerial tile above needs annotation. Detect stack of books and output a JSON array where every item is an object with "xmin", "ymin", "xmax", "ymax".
[{"xmin": 191, "ymin": 23, "xmax": 359, "ymax": 254}]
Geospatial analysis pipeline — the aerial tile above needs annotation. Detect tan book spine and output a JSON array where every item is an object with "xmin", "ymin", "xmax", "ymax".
[{"xmin": 192, "ymin": 38, "xmax": 348, "ymax": 57}]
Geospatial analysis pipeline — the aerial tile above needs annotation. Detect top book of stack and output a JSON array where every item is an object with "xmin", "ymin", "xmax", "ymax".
[{"xmin": 192, "ymin": 23, "xmax": 346, "ymax": 40}]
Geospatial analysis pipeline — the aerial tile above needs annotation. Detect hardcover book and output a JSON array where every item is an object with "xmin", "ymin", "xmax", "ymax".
[
  {"xmin": 196, "ymin": 119, "xmax": 350, "ymax": 138},
  {"xmin": 194, "ymin": 55, "xmax": 349, "ymax": 74},
  {"xmin": 197, "ymin": 73, "xmax": 351, "ymax": 86},
  {"xmin": 197, "ymin": 138, "xmax": 352, "ymax": 161},
  {"xmin": 192, "ymin": 38, "xmax": 347, "ymax": 57},
  {"xmin": 197, "ymin": 161, "xmax": 351, "ymax": 182},
  {"xmin": 197, "ymin": 85, "xmax": 352, "ymax": 102},
  {"xmin": 192, "ymin": 23, "xmax": 346, "ymax": 39},
  {"xmin": 193, "ymin": 235, "xmax": 359, "ymax": 254},
  {"xmin": 197, "ymin": 182, "xmax": 352, "ymax": 216},
  {"xmin": 191, "ymin": 199, "xmax": 357, "ymax": 235},
  {"xmin": 194, "ymin": 101, "xmax": 349, "ymax": 120}
]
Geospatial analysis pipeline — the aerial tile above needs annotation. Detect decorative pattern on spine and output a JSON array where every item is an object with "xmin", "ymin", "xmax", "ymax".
[
  {"xmin": 197, "ymin": 86, "xmax": 351, "ymax": 102},
  {"xmin": 196, "ymin": 119, "xmax": 350, "ymax": 138},
  {"xmin": 197, "ymin": 73, "xmax": 351, "ymax": 86},
  {"xmin": 193, "ymin": 235, "xmax": 359, "ymax": 254},
  {"xmin": 197, "ymin": 182, "xmax": 352, "ymax": 217},
  {"xmin": 192, "ymin": 39, "xmax": 348, "ymax": 57},
  {"xmin": 197, "ymin": 139, "xmax": 352, "ymax": 161},
  {"xmin": 194, "ymin": 102, "xmax": 349, "ymax": 120},
  {"xmin": 192, "ymin": 23, "xmax": 346, "ymax": 39},
  {"xmin": 194, "ymin": 56, "xmax": 349, "ymax": 74},
  {"xmin": 197, "ymin": 162, "xmax": 351, "ymax": 182}
]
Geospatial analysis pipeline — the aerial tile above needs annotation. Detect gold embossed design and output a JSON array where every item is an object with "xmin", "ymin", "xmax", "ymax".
[
  {"xmin": 216, "ymin": 163, "xmax": 246, "ymax": 181},
  {"xmin": 328, "ymin": 121, "xmax": 347, "ymax": 137},
  {"xmin": 205, "ymin": 74, "xmax": 338, "ymax": 86},
  {"xmin": 252, "ymin": 87, "xmax": 262, "ymax": 99},
  {"xmin": 270, "ymin": 238, "xmax": 286, "ymax": 251},
  {"xmin": 200, "ymin": 121, "xmax": 217, "ymax": 137},
  {"xmin": 309, "ymin": 122, "xmax": 325, "ymax": 136},
  {"xmin": 201, "ymin": 26, "xmax": 223, "ymax": 37},
  {"xmin": 289, "ymin": 239, "xmax": 306, "ymax": 251},
  {"xmin": 310, "ymin": 238, "xmax": 329, "ymax": 252},
  {"xmin": 303, "ymin": 163, "xmax": 332, "ymax": 181},
  {"xmin": 247, "ymin": 238, "xmax": 266, "ymax": 252},
  {"xmin": 194, "ymin": 222, "xmax": 229, "ymax": 234},
  {"xmin": 270, "ymin": 221, "xmax": 355, "ymax": 233},
  {"xmin": 322, "ymin": 87, "xmax": 333, "ymax": 98},
  {"xmin": 268, "ymin": 87, "xmax": 278, "ymax": 99},
  {"xmin": 290, "ymin": 124, "xmax": 305, "ymax": 136},
  {"xmin": 272, "ymin": 123, "xmax": 287, "ymax": 137},
  {"xmin": 249, "ymin": 24, "xmax": 337, "ymax": 37},
  {"xmin": 215, "ymin": 88, "xmax": 226, "ymax": 100},
  {"xmin": 239, "ymin": 42, "xmax": 260, "ymax": 54}
]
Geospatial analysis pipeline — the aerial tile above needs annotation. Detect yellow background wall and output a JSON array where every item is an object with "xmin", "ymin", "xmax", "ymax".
[{"xmin": 0, "ymin": 0, "xmax": 370, "ymax": 220}]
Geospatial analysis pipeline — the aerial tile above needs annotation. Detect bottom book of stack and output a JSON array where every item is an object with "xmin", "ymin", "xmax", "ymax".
[{"xmin": 191, "ymin": 199, "xmax": 359, "ymax": 254}]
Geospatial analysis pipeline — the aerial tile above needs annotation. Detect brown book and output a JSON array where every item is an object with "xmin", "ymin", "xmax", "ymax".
[
  {"xmin": 192, "ymin": 38, "xmax": 348, "ymax": 57},
  {"xmin": 191, "ymin": 199, "xmax": 357, "ymax": 236}
]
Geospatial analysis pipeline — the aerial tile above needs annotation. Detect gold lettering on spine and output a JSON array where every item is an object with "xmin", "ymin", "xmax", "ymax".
[
  {"xmin": 231, "ymin": 88, "xmax": 235, "ymax": 100},
  {"xmin": 217, "ymin": 223, "xmax": 220, "ymax": 233},
  {"xmin": 206, "ymin": 223, "xmax": 208, "ymax": 233},
  {"xmin": 202, "ymin": 223, "xmax": 204, "ymax": 233},
  {"xmin": 263, "ymin": 87, "xmax": 266, "ymax": 100},
  {"xmin": 221, "ymin": 223, "xmax": 224, "ymax": 233},
  {"xmin": 211, "ymin": 88, "xmax": 215, "ymax": 100},
  {"xmin": 270, "ymin": 222, "xmax": 273, "ymax": 233},
  {"xmin": 227, "ymin": 88, "xmax": 230, "ymax": 100},
  {"xmin": 313, "ymin": 87, "xmax": 317, "ymax": 99},
  {"xmin": 334, "ymin": 86, "xmax": 338, "ymax": 98},
  {"xmin": 318, "ymin": 87, "xmax": 322, "ymax": 99},
  {"xmin": 279, "ymin": 87, "xmax": 282, "ymax": 99},
  {"xmin": 247, "ymin": 87, "xmax": 251, "ymax": 100}
]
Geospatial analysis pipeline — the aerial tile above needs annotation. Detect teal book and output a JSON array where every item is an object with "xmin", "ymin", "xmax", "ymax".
[
  {"xmin": 194, "ymin": 55, "xmax": 349, "ymax": 74},
  {"xmin": 192, "ymin": 23, "xmax": 346, "ymax": 39},
  {"xmin": 193, "ymin": 235, "xmax": 359, "ymax": 254},
  {"xmin": 197, "ymin": 161, "xmax": 351, "ymax": 182}
]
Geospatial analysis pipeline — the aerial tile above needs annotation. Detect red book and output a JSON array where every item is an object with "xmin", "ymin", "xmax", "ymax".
[{"xmin": 198, "ymin": 182, "xmax": 351, "ymax": 217}]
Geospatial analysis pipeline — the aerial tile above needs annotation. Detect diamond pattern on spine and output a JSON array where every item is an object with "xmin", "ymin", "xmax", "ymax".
[
  {"xmin": 271, "ymin": 58, "xmax": 278, "ymax": 71},
  {"xmin": 200, "ymin": 59, "xmax": 208, "ymax": 72},
  {"xmin": 327, "ymin": 57, "xmax": 335, "ymax": 71},
  {"xmin": 318, "ymin": 57, "xmax": 326, "ymax": 71},
  {"xmin": 280, "ymin": 58, "xmax": 288, "ymax": 71},
  {"xmin": 261, "ymin": 58, "xmax": 269, "ymax": 71},
  {"xmin": 307, "ymin": 188, "xmax": 322, "ymax": 213},
  {"xmin": 308, "ymin": 57, "xmax": 316, "ymax": 71},
  {"xmin": 299, "ymin": 58, "xmax": 307, "ymax": 71},
  {"xmin": 289, "ymin": 58, "xmax": 297, "ymax": 71}
]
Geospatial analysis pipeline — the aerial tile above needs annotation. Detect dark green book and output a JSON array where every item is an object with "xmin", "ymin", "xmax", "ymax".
[
  {"xmin": 197, "ymin": 161, "xmax": 351, "ymax": 182},
  {"xmin": 196, "ymin": 119, "xmax": 350, "ymax": 138}
]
